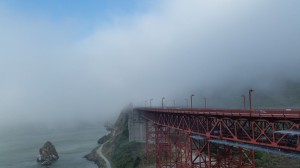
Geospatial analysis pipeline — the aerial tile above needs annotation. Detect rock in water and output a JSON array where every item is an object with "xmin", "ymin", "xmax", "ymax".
[{"xmin": 37, "ymin": 141, "xmax": 59, "ymax": 166}]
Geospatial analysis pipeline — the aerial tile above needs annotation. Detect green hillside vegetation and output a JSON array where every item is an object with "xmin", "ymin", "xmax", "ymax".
[
  {"xmin": 190, "ymin": 80, "xmax": 300, "ymax": 109},
  {"xmin": 251, "ymin": 81, "xmax": 300, "ymax": 109},
  {"xmin": 102, "ymin": 107, "xmax": 154, "ymax": 168},
  {"xmin": 255, "ymin": 152, "xmax": 300, "ymax": 168}
]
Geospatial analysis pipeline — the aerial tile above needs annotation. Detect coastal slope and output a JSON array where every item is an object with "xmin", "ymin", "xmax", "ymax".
[{"xmin": 101, "ymin": 106, "xmax": 152, "ymax": 168}]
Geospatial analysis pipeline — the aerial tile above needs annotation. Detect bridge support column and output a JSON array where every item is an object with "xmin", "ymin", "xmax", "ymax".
[
  {"xmin": 173, "ymin": 129, "xmax": 186, "ymax": 168},
  {"xmin": 175, "ymin": 130, "xmax": 192, "ymax": 168},
  {"xmin": 155, "ymin": 125, "xmax": 173, "ymax": 168},
  {"xmin": 146, "ymin": 120, "xmax": 156, "ymax": 163},
  {"xmin": 146, "ymin": 125, "xmax": 255, "ymax": 168},
  {"xmin": 147, "ymin": 124, "xmax": 194, "ymax": 168}
]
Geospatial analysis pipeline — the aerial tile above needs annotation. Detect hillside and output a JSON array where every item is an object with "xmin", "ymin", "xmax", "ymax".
[
  {"xmin": 101, "ymin": 106, "xmax": 154, "ymax": 168},
  {"xmin": 190, "ymin": 80, "xmax": 300, "ymax": 109}
]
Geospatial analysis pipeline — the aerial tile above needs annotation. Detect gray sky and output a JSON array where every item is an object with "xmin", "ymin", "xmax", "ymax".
[{"xmin": 0, "ymin": 0, "xmax": 299, "ymax": 128}]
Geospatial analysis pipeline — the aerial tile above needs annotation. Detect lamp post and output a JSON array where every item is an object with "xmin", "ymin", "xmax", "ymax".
[
  {"xmin": 173, "ymin": 100, "xmax": 175, "ymax": 107},
  {"xmin": 203, "ymin": 97, "xmax": 207, "ymax": 108},
  {"xmin": 249, "ymin": 89, "xmax": 254, "ymax": 111},
  {"xmin": 190, "ymin": 94, "xmax": 194, "ymax": 108},
  {"xmin": 241, "ymin": 95, "xmax": 246, "ymax": 109},
  {"xmin": 185, "ymin": 99, "xmax": 188, "ymax": 108},
  {"xmin": 150, "ymin": 98, "xmax": 153, "ymax": 107},
  {"xmin": 162, "ymin": 97, "xmax": 165, "ymax": 108}
]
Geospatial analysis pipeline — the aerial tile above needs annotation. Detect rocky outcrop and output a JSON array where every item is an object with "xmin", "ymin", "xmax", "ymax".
[
  {"xmin": 37, "ymin": 141, "xmax": 59, "ymax": 166},
  {"xmin": 84, "ymin": 146, "xmax": 104, "ymax": 168}
]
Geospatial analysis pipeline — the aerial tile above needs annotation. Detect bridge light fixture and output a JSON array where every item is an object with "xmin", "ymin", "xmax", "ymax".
[
  {"xmin": 162, "ymin": 97, "xmax": 165, "ymax": 108},
  {"xmin": 203, "ymin": 97, "xmax": 207, "ymax": 109},
  {"xmin": 241, "ymin": 95, "xmax": 246, "ymax": 110},
  {"xmin": 190, "ymin": 94, "xmax": 195, "ymax": 108},
  {"xmin": 249, "ymin": 89, "xmax": 254, "ymax": 112},
  {"xmin": 185, "ymin": 98, "xmax": 188, "ymax": 108},
  {"xmin": 150, "ymin": 99, "xmax": 153, "ymax": 107}
]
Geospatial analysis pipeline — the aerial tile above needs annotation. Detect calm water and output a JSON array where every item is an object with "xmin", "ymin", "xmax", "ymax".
[{"xmin": 0, "ymin": 123, "xmax": 107, "ymax": 168}]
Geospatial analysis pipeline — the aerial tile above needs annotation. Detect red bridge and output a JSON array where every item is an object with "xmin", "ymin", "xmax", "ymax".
[{"xmin": 134, "ymin": 107, "xmax": 300, "ymax": 168}]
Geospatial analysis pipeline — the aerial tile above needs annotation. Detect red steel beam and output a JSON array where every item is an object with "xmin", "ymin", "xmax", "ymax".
[
  {"xmin": 138, "ymin": 107, "xmax": 300, "ymax": 119},
  {"xmin": 140, "ymin": 107, "xmax": 300, "ymax": 168},
  {"xmin": 138, "ymin": 108, "xmax": 300, "ymax": 152}
]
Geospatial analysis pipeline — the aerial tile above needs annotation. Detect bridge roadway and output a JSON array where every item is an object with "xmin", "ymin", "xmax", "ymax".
[
  {"xmin": 139, "ymin": 107, "xmax": 300, "ymax": 119},
  {"xmin": 135, "ymin": 107, "xmax": 300, "ymax": 168}
]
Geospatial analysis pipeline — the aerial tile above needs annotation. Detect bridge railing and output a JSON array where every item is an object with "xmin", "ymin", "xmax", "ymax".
[{"xmin": 135, "ymin": 107, "xmax": 300, "ymax": 119}]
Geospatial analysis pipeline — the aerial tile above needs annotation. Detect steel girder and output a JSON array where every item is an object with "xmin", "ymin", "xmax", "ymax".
[
  {"xmin": 144, "ymin": 111, "xmax": 300, "ymax": 152},
  {"xmin": 145, "ymin": 119, "xmax": 255, "ymax": 168},
  {"xmin": 146, "ymin": 122, "xmax": 192, "ymax": 168},
  {"xmin": 146, "ymin": 121, "xmax": 156, "ymax": 163},
  {"xmin": 141, "ymin": 108, "xmax": 300, "ymax": 168}
]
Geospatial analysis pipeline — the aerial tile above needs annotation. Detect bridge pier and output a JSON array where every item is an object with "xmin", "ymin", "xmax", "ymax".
[
  {"xmin": 144, "ymin": 121, "xmax": 255, "ymax": 168},
  {"xmin": 146, "ymin": 122, "xmax": 193, "ymax": 168},
  {"xmin": 146, "ymin": 120, "xmax": 156, "ymax": 162},
  {"xmin": 128, "ymin": 109, "xmax": 146, "ymax": 142}
]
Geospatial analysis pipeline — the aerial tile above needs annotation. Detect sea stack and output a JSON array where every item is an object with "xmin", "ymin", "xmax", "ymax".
[{"xmin": 37, "ymin": 141, "xmax": 59, "ymax": 166}]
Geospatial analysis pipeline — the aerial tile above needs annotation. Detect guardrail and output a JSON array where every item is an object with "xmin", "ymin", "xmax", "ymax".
[{"xmin": 135, "ymin": 107, "xmax": 300, "ymax": 119}]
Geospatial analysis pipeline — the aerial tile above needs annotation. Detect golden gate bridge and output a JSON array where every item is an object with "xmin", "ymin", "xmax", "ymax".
[{"xmin": 134, "ymin": 103, "xmax": 300, "ymax": 167}]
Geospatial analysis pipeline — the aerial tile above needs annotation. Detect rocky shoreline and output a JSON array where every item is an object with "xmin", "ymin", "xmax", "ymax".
[
  {"xmin": 84, "ymin": 145, "xmax": 105, "ymax": 168},
  {"xmin": 84, "ymin": 131, "xmax": 112, "ymax": 168}
]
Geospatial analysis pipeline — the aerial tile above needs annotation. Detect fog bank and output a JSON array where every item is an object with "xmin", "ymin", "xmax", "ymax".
[{"xmin": 0, "ymin": 1, "xmax": 299, "ymax": 128}]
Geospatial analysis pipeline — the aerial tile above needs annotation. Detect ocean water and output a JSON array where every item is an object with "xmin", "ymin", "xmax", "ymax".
[{"xmin": 0, "ymin": 123, "xmax": 107, "ymax": 168}]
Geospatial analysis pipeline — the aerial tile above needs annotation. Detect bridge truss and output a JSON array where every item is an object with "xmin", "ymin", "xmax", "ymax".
[{"xmin": 136, "ymin": 108, "xmax": 300, "ymax": 168}]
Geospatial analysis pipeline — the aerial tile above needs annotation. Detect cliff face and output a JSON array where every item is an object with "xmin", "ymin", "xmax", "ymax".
[
  {"xmin": 84, "ymin": 146, "xmax": 104, "ymax": 168},
  {"xmin": 102, "ymin": 106, "xmax": 153, "ymax": 168}
]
